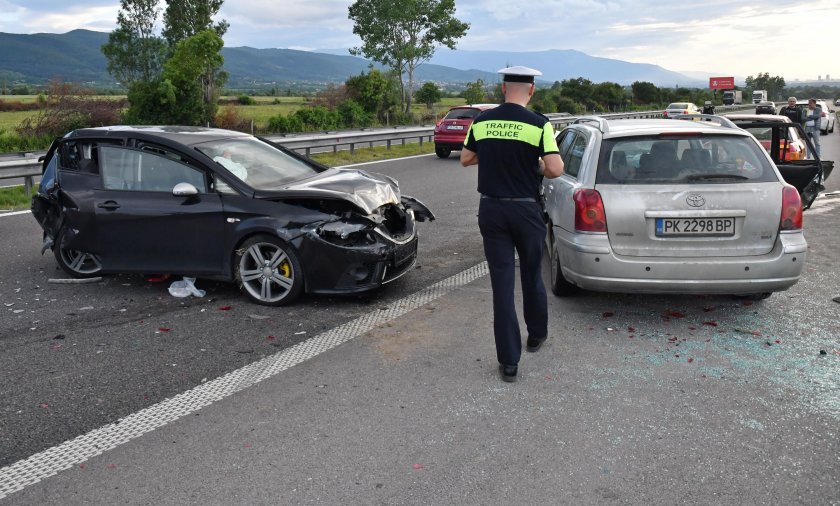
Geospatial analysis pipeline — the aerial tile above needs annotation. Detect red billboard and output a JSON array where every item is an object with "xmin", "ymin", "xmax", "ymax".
[{"xmin": 709, "ymin": 76, "xmax": 735, "ymax": 89}]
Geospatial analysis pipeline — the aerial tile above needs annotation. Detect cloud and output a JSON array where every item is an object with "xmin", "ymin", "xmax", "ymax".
[{"xmin": 0, "ymin": 0, "xmax": 836, "ymax": 80}]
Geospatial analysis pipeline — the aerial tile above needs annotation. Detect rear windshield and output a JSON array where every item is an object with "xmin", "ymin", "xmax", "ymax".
[
  {"xmin": 444, "ymin": 108, "xmax": 481, "ymax": 120},
  {"xmin": 596, "ymin": 134, "xmax": 777, "ymax": 185}
]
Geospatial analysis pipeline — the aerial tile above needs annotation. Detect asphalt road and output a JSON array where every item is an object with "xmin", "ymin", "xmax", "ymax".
[{"xmin": 1, "ymin": 132, "xmax": 839, "ymax": 503}]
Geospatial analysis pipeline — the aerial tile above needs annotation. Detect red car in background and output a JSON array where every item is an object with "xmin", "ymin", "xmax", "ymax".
[{"xmin": 433, "ymin": 104, "xmax": 497, "ymax": 158}]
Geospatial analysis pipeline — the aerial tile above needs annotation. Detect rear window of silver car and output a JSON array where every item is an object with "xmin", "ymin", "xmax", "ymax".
[{"xmin": 596, "ymin": 134, "xmax": 777, "ymax": 185}]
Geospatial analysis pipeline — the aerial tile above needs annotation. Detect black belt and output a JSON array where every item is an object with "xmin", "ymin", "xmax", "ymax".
[{"xmin": 481, "ymin": 195, "xmax": 536, "ymax": 202}]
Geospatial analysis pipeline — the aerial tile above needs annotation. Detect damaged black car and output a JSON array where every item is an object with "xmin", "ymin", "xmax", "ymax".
[{"xmin": 31, "ymin": 126, "xmax": 435, "ymax": 305}]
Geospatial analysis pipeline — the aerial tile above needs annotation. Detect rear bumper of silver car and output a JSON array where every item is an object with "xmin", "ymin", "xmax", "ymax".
[{"xmin": 555, "ymin": 229, "xmax": 806, "ymax": 295}]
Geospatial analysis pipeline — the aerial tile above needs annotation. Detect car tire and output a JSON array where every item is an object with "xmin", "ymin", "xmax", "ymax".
[
  {"xmin": 737, "ymin": 292, "xmax": 772, "ymax": 301},
  {"xmin": 435, "ymin": 146, "xmax": 451, "ymax": 158},
  {"xmin": 547, "ymin": 232, "xmax": 577, "ymax": 297},
  {"xmin": 53, "ymin": 228, "xmax": 103, "ymax": 278},
  {"xmin": 235, "ymin": 235, "xmax": 304, "ymax": 306}
]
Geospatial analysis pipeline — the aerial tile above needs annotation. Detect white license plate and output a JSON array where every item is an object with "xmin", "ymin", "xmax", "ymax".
[
  {"xmin": 655, "ymin": 217, "xmax": 735, "ymax": 236},
  {"xmin": 446, "ymin": 125, "xmax": 464, "ymax": 130}
]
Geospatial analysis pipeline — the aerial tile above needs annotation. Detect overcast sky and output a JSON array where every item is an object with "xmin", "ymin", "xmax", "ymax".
[{"xmin": 0, "ymin": 0, "xmax": 836, "ymax": 82}]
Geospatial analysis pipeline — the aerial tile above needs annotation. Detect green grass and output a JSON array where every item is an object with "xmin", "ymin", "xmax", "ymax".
[
  {"xmin": 0, "ymin": 110, "xmax": 39, "ymax": 130},
  {"xmin": 0, "ymin": 185, "xmax": 37, "ymax": 212},
  {"xmin": 310, "ymin": 141, "xmax": 435, "ymax": 167},
  {"xmin": 0, "ymin": 95, "xmax": 40, "ymax": 104}
]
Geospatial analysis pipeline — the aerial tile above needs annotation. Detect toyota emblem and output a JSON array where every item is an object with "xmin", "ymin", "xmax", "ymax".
[{"xmin": 686, "ymin": 194, "xmax": 705, "ymax": 207}]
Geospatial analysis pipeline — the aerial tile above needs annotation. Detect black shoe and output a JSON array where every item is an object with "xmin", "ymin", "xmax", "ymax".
[
  {"xmin": 499, "ymin": 364, "xmax": 518, "ymax": 382},
  {"xmin": 526, "ymin": 335, "xmax": 548, "ymax": 353}
]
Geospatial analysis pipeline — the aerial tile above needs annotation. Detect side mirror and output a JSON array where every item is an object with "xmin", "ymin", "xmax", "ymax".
[{"xmin": 172, "ymin": 182, "xmax": 199, "ymax": 197}]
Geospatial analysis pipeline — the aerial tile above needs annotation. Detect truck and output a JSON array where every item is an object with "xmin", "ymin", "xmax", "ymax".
[
  {"xmin": 752, "ymin": 90, "xmax": 767, "ymax": 104},
  {"xmin": 722, "ymin": 90, "xmax": 742, "ymax": 105}
]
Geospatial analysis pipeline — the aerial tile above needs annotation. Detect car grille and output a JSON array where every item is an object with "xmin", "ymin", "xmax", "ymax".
[{"xmin": 383, "ymin": 236, "xmax": 418, "ymax": 283}]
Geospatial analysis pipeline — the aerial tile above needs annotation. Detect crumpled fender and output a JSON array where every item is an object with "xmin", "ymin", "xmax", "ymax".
[{"xmin": 401, "ymin": 195, "xmax": 436, "ymax": 222}]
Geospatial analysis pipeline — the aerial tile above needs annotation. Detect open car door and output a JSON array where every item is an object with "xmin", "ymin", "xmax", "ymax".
[{"xmin": 736, "ymin": 120, "xmax": 833, "ymax": 209}]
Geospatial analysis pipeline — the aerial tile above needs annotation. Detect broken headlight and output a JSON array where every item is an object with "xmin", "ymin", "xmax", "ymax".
[{"xmin": 316, "ymin": 220, "xmax": 377, "ymax": 246}]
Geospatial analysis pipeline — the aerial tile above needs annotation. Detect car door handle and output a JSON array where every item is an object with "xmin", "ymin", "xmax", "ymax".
[
  {"xmin": 546, "ymin": 184, "xmax": 554, "ymax": 193},
  {"xmin": 97, "ymin": 201, "xmax": 120, "ymax": 210}
]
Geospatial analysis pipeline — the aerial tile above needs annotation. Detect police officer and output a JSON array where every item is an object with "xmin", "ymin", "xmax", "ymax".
[{"xmin": 460, "ymin": 66, "xmax": 565, "ymax": 382}]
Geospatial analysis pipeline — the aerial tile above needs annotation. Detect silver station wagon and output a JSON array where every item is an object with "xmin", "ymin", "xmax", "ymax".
[{"xmin": 542, "ymin": 116, "xmax": 809, "ymax": 300}]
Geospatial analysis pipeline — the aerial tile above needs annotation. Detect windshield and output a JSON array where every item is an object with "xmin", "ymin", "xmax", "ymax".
[
  {"xmin": 194, "ymin": 137, "xmax": 320, "ymax": 188},
  {"xmin": 597, "ymin": 134, "xmax": 777, "ymax": 185}
]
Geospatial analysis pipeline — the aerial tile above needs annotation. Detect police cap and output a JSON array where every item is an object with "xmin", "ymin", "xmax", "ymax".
[{"xmin": 498, "ymin": 65, "xmax": 542, "ymax": 84}]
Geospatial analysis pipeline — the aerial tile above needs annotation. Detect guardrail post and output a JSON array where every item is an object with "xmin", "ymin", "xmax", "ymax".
[
  {"xmin": 24, "ymin": 176, "xmax": 33, "ymax": 195},
  {"xmin": 305, "ymin": 147, "xmax": 311, "ymax": 157},
  {"xmin": 419, "ymin": 136, "xmax": 423, "ymax": 147},
  {"xmin": 350, "ymin": 143, "xmax": 355, "ymax": 155},
  {"xmin": 386, "ymin": 140, "xmax": 392, "ymax": 150}
]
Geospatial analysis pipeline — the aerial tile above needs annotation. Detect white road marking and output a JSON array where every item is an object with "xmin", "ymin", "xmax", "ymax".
[
  {"xmin": 0, "ymin": 261, "xmax": 489, "ymax": 500},
  {"xmin": 0, "ymin": 210, "xmax": 31, "ymax": 218},
  {"xmin": 336, "ymin": 153, "xmax": 434, "ymax": 168}
]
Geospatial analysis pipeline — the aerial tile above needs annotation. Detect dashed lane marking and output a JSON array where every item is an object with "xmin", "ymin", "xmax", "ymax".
[{"xmin": 0, "ymin": 260, "xmax": 489, "ymax": 500}]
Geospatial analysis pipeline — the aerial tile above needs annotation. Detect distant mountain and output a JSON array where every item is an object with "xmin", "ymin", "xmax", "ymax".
[
  {"xmin": 0, "ymin": 30, "xmax": 496, "ymax": 88},
  {"xmin": 0, "ymin": 30, "xmax": 111, "ymax": 84},
  {"xmin": 221, "ymin": 46, "xmax": 497, "ymax": 87},
  {"xmin": 0, "ymin": 29, "xmax": 702, "ymax": 89},
  {"xmin": 676, "ymin": 70, "xmax": 746, "ymax": 86},
  {"xmin": 427, "ymin": 48, "xmax": 701, "ymax": 86}
]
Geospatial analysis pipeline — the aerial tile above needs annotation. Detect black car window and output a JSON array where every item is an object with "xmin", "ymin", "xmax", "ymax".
[
  {"xmin": 596, "ymin": 134, "xmax": 777, "ymax": 185},
  {"xmin": 59, "ymin": 140, "xmax": 119, "ymax": 175},
  {"xmin": 99, "ymin": 145, "xmax": 207, "ymax": 192}
]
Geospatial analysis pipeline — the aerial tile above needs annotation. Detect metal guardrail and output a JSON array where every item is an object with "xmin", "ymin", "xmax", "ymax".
[{"xmin": 0, "ymin": 105, "xmax": 757, "ymax": 191}]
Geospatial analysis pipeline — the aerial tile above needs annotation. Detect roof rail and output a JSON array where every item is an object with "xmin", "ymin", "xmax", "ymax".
[
  {"xmin": 573, "ymin": 116, "xmax": 609, "ymax": 134},
  {"xmin": 674, "ymin": 114, "xmax": 737, "ymax": 129}
]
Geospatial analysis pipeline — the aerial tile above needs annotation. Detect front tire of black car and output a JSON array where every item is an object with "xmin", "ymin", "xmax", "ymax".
[
  {"xmin": 54, "ymin": 228, "xmax": 103, "ymax": 278},
  {"xmin": 435, "ymin": 146, "xmax": 451, "ymax": 158},
  {"xmin": 235, "ymin": 235, "xmax": 304, "ymax": 306}
]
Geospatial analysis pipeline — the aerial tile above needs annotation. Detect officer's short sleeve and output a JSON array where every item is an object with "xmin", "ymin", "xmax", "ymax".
[
  {"xmin": 541, "ymin": 122, "xmax": 559, "ymax": 156},
  {"xmin": 464, "ymin": 123, "xmax": 477, "ymax": 151}
]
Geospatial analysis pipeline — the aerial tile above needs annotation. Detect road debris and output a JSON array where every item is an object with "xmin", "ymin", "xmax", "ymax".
[
  {"xmin": 48, "ymin": 277, "xmax": 103, "ymax": 284},
  {"xmin": 167, "ymin": 277, "xmax": 206, "ymax": 298}
]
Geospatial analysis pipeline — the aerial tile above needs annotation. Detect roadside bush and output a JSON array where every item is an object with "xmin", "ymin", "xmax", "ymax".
[
  {"xmin": 268, "ymin": 114, "xmax": 305, "ymax": 133},
  {"xmin": 337, "ymin": 100, "xmax": 372, "ymax": 128},
  {"xmin": 15, "ymin": 81, "xmax": 125, "ymax": 138},
  {"xmin": 293, "ymin": 106, "xmax": 340, "ymax": 131},
  {"xmin": 214, "ymin": 105, "xmax": 252, "ymax": 132},
  {"xmin": 0, "ymin": 101, "xmax": 40, "ymax": 112},
  {"xmin": 0, "ymin": 129, "xmax": 53, "ymax": 152},
  {"xmin": 237, "ymin": 94, "xmax": 255, "ymax": 105}
]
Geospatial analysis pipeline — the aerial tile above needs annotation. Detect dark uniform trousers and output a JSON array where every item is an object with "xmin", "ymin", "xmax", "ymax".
[{"xmin": 478, "ymin": 197, "xmax": 548, "ymax": 366}]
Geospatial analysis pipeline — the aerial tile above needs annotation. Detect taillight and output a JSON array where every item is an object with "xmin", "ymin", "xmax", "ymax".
[
  {"xmin": 574, "ymin": 189, "xmax": 607, "ymax": 232},
  {"xmin": 780, "ymin": 185, "xmax": 802, "ymax": 231}
]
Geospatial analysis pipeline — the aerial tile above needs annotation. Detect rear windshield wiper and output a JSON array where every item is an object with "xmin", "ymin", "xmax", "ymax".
[{"xmin": 685, "ymin": 173, "xmax": 750, "ymax": 181}]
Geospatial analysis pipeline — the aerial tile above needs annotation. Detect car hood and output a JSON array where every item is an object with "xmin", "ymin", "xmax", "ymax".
[{"xmin": 253, "ymin": 168, "xmax": 401, "ymax": 214}]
